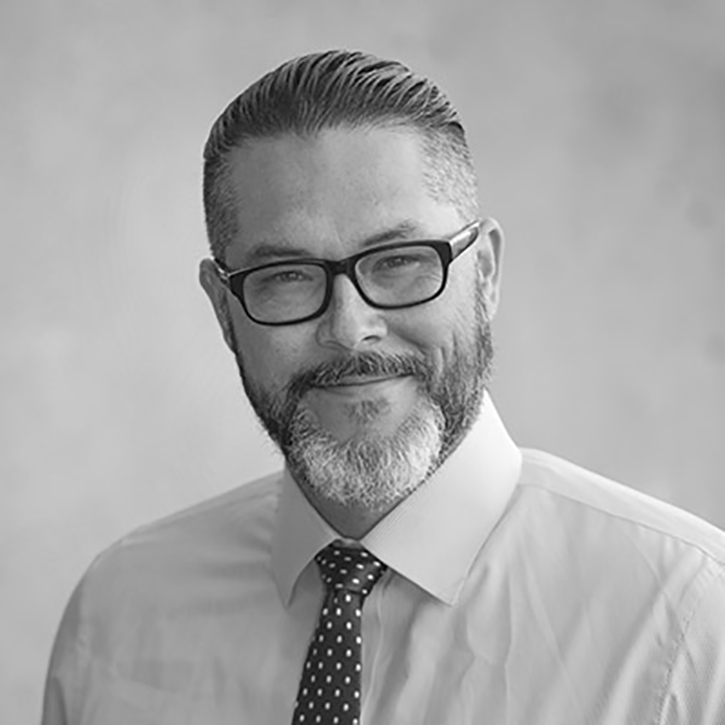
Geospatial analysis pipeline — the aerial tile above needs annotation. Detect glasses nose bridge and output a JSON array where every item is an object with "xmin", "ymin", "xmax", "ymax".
[
  {"xmin": 326, "ymin": 254, "xmax": 358, "ymax": 280},
  {"xmin": 325, "ymin": 254, "xmax": 367, "ymax": 298}
]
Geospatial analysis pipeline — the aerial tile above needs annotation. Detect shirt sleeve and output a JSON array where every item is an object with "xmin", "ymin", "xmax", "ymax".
[
  {"xmin": 657, "ymin": 561, "xmax": 725, "ymax": 724},
  {"xmin": 41, "ymin": 581, "xmax": 88, "ymax": 725}
]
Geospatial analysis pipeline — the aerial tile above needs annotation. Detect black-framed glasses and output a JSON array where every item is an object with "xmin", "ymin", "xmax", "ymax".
[{"xmin": 214, "ymin": 220, "xmax": 482, "ymax": 326}]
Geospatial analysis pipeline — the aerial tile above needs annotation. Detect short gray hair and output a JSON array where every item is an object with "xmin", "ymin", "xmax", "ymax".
[{"xmin": 203, "ymin": 50, "xmax": 479, "ymax": 261}]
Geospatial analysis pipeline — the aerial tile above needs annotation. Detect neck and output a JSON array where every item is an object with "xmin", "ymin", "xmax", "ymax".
[{"xmin": 300, "ymin": 487, "xmax": 402, "ymax": 540}]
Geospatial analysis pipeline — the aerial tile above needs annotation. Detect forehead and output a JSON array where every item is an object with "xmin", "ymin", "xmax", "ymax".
[{"xmin": 224, "ymin": 128, "xmax": 461, "ymax": 263}]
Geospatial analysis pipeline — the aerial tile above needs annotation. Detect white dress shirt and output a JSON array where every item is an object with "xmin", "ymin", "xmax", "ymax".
[{"xmin": 42, "ymin": 396, "xmax": 725, "ymax": 724}]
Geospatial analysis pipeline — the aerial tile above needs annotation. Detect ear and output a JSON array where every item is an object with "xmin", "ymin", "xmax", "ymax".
[
  {"xmin": 475, "ymin": 218, "xmax": 505, "ymax": 318},
  {"xmin": 199, "ymin": 259, "xmax": 237, "ymax": 352}
]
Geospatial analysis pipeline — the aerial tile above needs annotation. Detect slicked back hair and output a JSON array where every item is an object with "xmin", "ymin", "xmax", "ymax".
[{"xmin": 203, "ymin": 50, "xmax": 479, "ymax": 262}]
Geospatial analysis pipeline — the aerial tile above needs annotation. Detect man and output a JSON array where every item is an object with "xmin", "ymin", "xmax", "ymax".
[{"xmin": 43, "ymin": 50, "xmax": 725, "ymax": 724}]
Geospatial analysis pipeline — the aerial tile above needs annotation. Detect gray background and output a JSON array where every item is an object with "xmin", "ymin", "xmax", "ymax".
[{"xmin": 2, "ymin": 1, "xmax": 724, "ymax": 722}]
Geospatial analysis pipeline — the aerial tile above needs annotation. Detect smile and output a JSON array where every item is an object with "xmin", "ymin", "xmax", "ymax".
[
  {"xmin": 315, "ymin": 376, "xmax": 408, "ymax": 397},
  {"xmin": 330, "ymin": 376, "xmax": 400, "ymax": 387}
]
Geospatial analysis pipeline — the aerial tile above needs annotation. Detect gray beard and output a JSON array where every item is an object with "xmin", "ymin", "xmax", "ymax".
[
  {"xmin": 281, "ymin": 388, "xmax": 445, "ymax": 511},
  {"xmin": 226, "ymin": 285, "xmax": 493, "ymax": 511}
]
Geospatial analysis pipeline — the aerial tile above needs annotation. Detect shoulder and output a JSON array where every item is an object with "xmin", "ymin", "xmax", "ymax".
[
  {"xmin": 517, "ymin": 448, "xmax": 725, "ymax": 566},
  {"xmin": 44, "ymin": 472, "xmax": 286, "ymax": 721},
  {"xmin": 505, "ymin": 449, "xmax": 725, "ymax": 716},
  {"xmin": 505, "ymin": 449, "xmax": 725, "ymax": 641},
  {"xmin": 105, "ymin": 469, "xmax": 281, "ymax": 564},
  {"xmin": 478, "ymin": 450, "xmax": 725, "ymax": 722},
  {"xmin": 73, "ymin": 470, "xmax": 284, "ymax": 618}
]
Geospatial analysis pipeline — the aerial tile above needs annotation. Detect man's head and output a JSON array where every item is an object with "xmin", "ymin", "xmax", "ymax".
[{"xmin": 199, "ymin": 51, "xmax": 503, "ymax": 532}]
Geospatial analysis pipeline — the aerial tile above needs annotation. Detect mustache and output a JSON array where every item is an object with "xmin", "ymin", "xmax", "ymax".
[{"xmin": 285, "ymin": 351, "xmax": 433, "ymax": 402}]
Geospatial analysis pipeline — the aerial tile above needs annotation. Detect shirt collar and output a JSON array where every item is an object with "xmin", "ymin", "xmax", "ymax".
[{"xmin": 271, "ymin": 393, "xmax": 522, "ymax": 606}]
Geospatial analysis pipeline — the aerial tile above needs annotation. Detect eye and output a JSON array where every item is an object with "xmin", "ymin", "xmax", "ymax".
[
  {"xmin": 378, "ymin": 254, "xmax": 417, "ymax": 269},
  {"xmin": 267, "ymin": 269, "xmax": 311, "ymax": 283},
  {"xmin": 367, "ymin": 247, "xmax": 439, "ymax": 277},
  {"xmin": 254, "ymin": 266, "xmax": 318, "ymax": 286}
]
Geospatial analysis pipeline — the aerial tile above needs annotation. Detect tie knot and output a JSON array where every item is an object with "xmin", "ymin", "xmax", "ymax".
[{"xmin": 315, "ymin": 542, "xmax": 386, "ymax": 596}]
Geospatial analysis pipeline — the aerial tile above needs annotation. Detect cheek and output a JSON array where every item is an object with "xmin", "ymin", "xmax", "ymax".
[
  {"xmin": 397, "ymin": 306, "xmax": 467, "ymax": 371},
  {"xmin": 410, "ymin": 271, "xmax": 477, "ymax": 340},
  {"xmin": 234, "ymin": 320, "xmax": 308, "ymax": 391},
  {"xmin": 396, "ymin": 273, "xmax": 480, "ymax": 371}
]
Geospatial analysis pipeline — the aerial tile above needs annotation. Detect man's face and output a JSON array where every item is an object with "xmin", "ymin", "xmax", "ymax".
[{"xmin": 201, "ymin": 127, "xmax": 502, "ymax": 511}]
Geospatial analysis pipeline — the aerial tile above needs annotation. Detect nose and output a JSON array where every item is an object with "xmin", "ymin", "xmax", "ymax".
[{"xmin": 315, "ymin": 274, "xmax": 388, "ymax": 352}]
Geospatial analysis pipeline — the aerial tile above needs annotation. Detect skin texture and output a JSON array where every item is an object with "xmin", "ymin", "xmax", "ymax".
[{"xmin": 200, "ymin": 127, "xmax": 503, "ymax": 537}]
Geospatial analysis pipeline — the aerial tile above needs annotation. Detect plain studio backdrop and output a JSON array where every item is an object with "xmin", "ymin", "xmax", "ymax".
[{"xmin": 2, "ymin": 1, "xmax": 724, "ymax": 722}]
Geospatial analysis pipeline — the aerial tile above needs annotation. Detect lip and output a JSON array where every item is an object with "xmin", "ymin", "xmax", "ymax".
[
  {"xmin": 331, "ymin": 376, "xmax": 399, "ymax": 387},
  {"xmin": 314, "ymin": 376, "xmax": 406, "ymax": 396}
]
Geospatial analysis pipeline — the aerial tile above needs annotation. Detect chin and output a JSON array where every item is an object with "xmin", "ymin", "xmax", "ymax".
[
  {"xmin": 284, "ymin": 393, "xmax": 446, "ymax": 510},
  {"xmin": 306, "ymin": 395, "xmax": 408, "ymax": 441}
]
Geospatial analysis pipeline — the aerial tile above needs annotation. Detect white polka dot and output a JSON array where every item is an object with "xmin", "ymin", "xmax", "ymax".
[{"xmin": 343, "ymin": 703, "xmax": 350, "ymax": 711}]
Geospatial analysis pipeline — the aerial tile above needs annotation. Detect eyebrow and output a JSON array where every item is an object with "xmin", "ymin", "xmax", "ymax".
[{"xmin": 242, "ymin": 220, "xmax": 424, "ymax": 266}]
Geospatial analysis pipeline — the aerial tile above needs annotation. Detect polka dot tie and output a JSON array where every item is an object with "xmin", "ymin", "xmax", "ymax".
[{"xmin": 291, "ymin": 542, "xmax": 387, "ymax": 725}]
